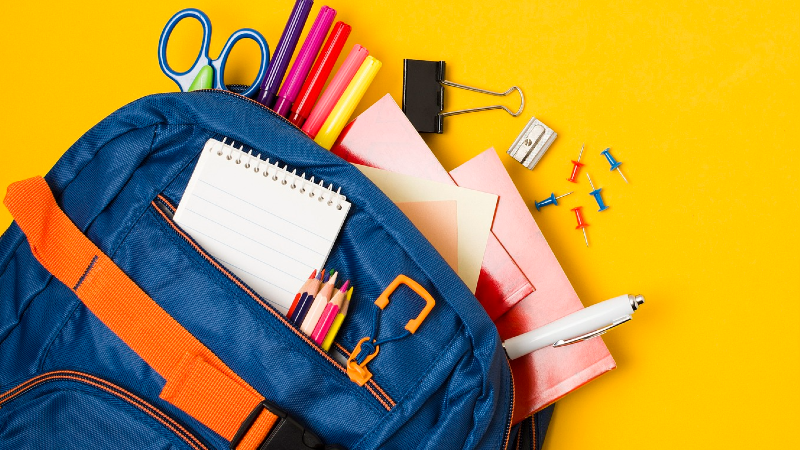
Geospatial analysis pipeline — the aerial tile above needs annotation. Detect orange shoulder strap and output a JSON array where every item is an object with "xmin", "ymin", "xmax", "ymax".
[{"xmin": 4, "ymin": 177, "xmax": 275, "ymax": 450}]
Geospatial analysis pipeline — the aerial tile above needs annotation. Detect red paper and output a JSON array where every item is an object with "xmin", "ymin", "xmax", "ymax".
[
  {"xmin": 450, "ymin": 149, "xmax": 616, "ymax": 422},
  {"xmin": 332, "ymin": 94, "xmax": 533, "ymax": 319}
]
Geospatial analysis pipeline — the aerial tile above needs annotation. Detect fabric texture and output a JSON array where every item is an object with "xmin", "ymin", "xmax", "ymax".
[{"xmin": 0, "ymin": 91, "xmax": 547, "ymax": 449}]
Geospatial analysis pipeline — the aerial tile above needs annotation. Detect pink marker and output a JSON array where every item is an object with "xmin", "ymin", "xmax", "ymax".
[
  {"xmin": 302, "ymin": 45, "xmax": 369, "ymax": 138},
  {"xmin": 311, "ymin": 280, "xmax": 349, "ymax": 344},
  {"xmin": 274, "ymin": 6, "xmax": 337, "ymax": 117}
]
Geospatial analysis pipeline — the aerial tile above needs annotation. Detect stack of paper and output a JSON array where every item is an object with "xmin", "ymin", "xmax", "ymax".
[{"xmin": 332, "ymin": 94, "xmax": 615, "ymax": 421}]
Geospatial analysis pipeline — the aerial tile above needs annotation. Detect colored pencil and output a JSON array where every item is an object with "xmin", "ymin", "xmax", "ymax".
[
  {"xmin": 291, "ymin": 269, "xmax": 324, "ymax": 324},
  {"xmin": 312, "ymin": 280, "xmax": 349, "ymax": 344},
  {"xmin": 287, "ymin": 269, "xmax": 317, "ymax": 318},
  {"xmin": 300, "ymin": 271, "xmax": 337, "ymax": 334},
  {"xmin": 321, "ymin": 285, "xmax": 352, "ymax": 351}
]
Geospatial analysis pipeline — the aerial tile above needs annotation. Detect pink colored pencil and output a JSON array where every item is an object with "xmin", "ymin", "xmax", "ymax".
[
  {"xmin": 300, "ymin": 271, "xmax": 338, "ymax": 335},
  {"xmin": 311, "ymin": 280, "xmax": 349, "ymax": 344},
  {"xmin": 302, "ymin": 44, "xmax": 369, "ymax": 138}
]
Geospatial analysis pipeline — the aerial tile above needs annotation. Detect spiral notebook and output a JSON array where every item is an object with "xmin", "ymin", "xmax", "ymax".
[{"xmin": 174, "ymin": 138, "xmax": 351, "ymax": 314}]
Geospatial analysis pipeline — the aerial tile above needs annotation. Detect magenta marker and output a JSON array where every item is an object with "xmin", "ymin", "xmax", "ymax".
[
  {"xmin": 274, "ymin": 6, "xmax": 337, "ymax": 117},
  {"xmin": 257, "ymin": 0, "xmax": 314, "ymax": 108}
]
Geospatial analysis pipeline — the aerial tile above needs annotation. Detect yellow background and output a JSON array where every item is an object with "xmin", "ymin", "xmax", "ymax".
[{"xmin": 1, "ymin": 0, "xmax": 798, "ymax": 448}]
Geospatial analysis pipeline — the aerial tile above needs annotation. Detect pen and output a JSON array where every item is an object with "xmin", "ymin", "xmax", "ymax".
[
  {"xmin": 503, "ymin": 294, "xmax": 645, "ymax": 360},
  {"xmin": 256, "ymin": 0, "xmax": 314, "ymax": 108},
  {"xmin": 288, "ymin": 21, "xmax": 351, "ymax": 127},
  {"xmin": 302, "ymin": 44, "xmax": 369, "ymax": 138},
  {"xmin": 274, "ymin": 6, "xmax": 337, "ymax": 117},
  {"xmin": 314, "ymin": 56, "xmax": 382, "ymax": 149}
]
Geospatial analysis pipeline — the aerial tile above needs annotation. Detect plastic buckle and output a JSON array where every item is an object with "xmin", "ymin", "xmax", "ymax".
[{"xmin": 231, "ymin": 399, "xmax": 324, "ymax": 450}]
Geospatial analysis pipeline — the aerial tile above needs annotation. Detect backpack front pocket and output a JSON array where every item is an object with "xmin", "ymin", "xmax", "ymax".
[{"xmin": 0, "ymin": 371, "xmax": 210, "ymax": 450}]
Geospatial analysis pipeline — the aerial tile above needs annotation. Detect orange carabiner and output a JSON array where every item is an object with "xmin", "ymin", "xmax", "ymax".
[
  {"xmin": 347, "ymin": 337, "xmax": 380, "ymax": 386},
  {"xmin": 346, "ymin": 275, "xmax": 437, "ymax": 386},
  {"xmin": 374, "ymin": 274, "xmax": 436, "ymax": 333}
]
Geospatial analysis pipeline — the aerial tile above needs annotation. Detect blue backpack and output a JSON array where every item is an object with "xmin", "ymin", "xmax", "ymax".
[{"xmin": 0, "ymin": 91, "xmax": 553, "ymax": 449}]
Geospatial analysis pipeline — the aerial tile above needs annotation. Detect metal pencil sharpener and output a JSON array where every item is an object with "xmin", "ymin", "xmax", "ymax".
[{"xmin": 506, "ymin": 117, "xmax": 557, "ymax": 170}]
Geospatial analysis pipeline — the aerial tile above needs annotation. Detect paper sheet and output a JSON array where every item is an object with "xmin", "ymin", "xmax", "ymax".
[
  {"xmin": 355, "ymin": 165, "xmax": 496, "ymax": 293},
  {"xmin": 396, "ymin": 200, "xmax": 459, "ymax": 271}
]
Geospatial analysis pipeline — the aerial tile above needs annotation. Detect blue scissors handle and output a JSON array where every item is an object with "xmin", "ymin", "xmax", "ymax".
[
  {"xmin": 157, "ymin": 8, "xmax": 270, "ymax": 98},
  {"xmin": 211, "ymin": 29, "xmax": 269, "ymax": 97}
]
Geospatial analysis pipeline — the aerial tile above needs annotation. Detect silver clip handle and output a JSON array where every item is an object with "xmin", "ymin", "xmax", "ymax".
[
  {"xmin": 553, "ymin": 316, "xmax": 632, "ymax": 348},
  {"xmin": 439, "ymin": 80, "xmax": 525, "ymax": 117}
]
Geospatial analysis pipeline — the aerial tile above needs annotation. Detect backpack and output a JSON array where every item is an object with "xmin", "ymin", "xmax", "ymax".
[{"xmin": 0, "ymin": 90, "xmax": 553, "ymax": 449}]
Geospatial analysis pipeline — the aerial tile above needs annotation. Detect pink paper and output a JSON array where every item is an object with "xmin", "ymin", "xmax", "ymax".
[
  {"xmin": 450, "ymin": 148, "xmax": 616, "ymax": 422},
  {"xmin": 332, "ymin": 94, "xmax": 533, "ymax": 319}
]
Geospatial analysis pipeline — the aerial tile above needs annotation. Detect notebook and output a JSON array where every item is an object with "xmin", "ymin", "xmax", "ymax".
[{"xmin": 174, "ymin": 138, "xmax": 351, "ymax": 314}]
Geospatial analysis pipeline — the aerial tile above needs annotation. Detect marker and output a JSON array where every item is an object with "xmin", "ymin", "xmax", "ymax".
[
  {"xmin": 302, "ymin": 44, "xmax": 369, "ymax": 138},
  {"xmin": 256, "ymin": 0, "xmax": 314, "ymax": 108},
  {"xmin": 503, "ymin": 294, "xmax": 645, "ymax": 359},
  {"xmin": 314, "ymin": 56, "xmax": 382, "ymax": 149},
  {"xmin": 274, "ymin": 6, "xmax": 337, "ymax": 117},
  {"xmin": 289, "ymin": 21, "xmax": 351, "ymax": 127}
]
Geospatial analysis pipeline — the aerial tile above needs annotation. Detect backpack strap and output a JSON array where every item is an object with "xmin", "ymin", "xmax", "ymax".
[{"xmin": 4, "ymin": 177, "xmax": 290, "ymax": 450}]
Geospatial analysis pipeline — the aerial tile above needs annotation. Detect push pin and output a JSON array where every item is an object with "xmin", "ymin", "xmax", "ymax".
[
  {"xmin": 586, "ymin": 173, "xmax": 609, "ymax": 212},
  {"xmin": 601, "ymin": 148, "xmax": 628, "ymax": 183},
  {"xmin": 402, "ymin": 59, "xmax": 524, "ymax": 133},
  {"xmin": 534, "ymin": 192, "xmax": 572, "ymax": 211},
  {"xmin": 571, "ymin": 206, "xmax": 589, "ymax": 247},
  {"xmin": 567, "ymin": 144, "xmax": 585, "ymax": 183}
]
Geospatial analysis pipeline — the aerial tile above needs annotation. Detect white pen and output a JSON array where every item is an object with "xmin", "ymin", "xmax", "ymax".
[{"xmin": 503, "ymin": 294, "xmax": 645, "ymax": 360}]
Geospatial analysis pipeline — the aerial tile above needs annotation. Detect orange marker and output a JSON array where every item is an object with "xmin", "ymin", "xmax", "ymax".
[
  {"xmin": 287, "ymin": 269, "xmax": 317, "ymax": 318},
  {"xmin": 300, "ymin": 271, "xmax": 337, "ymax": 335}
]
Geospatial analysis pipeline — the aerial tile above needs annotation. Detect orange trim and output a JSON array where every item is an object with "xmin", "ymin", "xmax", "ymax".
[
  {"xmin": 0, "ymin": 371, "xmax": 208, "ymax": 450},
  {"xmin": 153, "ymin": 197, "xmax": 397, "ymax": 410},
  {"xmin": 4, "ymin": 178, "xmax": 274, "ymax": 450}
]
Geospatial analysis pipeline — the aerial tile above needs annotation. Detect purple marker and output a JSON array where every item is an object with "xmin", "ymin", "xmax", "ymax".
[
  {"xmin": 274, "ymin": 6, "xmax": 336, "ymax": 117},
  {"xmin": 257, "ymin": 0, "xmax": 314, "ymax": 108}
]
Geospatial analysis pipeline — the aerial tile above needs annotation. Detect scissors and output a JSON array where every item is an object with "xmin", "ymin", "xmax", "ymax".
[{"xmin": 158, "ymin": 8, "xmax": 270, "ymax": 98}]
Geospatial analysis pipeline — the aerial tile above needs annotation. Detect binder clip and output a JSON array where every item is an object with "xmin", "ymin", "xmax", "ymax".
[
  {"xmin": 506, "ymin": 117, "xmax": 557, "ymax": 170},
  {"xmin": 402, "ymin": 59, "xmax": 524, "ymax": 133}
]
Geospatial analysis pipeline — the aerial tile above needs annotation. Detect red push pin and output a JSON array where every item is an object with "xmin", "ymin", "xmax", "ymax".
[
  {"xmin": 571, "ymin": 206, "xmax": 589, "ymax": 247},
  {"xmin": 567, "ymin": 143, "xmax": 585, "ymax": 183}
]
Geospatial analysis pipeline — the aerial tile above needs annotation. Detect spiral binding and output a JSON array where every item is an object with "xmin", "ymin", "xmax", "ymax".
[{"xmin": 204, "ymin": 138, "xmax": 347, "ymax": 210}]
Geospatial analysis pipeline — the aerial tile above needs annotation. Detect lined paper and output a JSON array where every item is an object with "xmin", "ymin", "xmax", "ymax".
[{"xmin": 174, "ymin": 139, "xmax": 350, "ymax": 313}]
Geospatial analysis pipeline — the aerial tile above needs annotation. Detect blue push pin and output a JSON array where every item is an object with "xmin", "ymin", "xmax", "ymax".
[
  {"xmin": 600, "ymin": 148, "xmax": 628, "ymax": 183},
  {"xmin": 535, "ymin": 191, "xmax": 573, "ymax": 211},
  {"xmin": 586, "ymin": 173, "xmax": 610, "ymax": 212}
]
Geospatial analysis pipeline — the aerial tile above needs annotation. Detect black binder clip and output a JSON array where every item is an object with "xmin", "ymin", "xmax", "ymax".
[{"xmin": 402, "ymin": 59, "xmax": 524, "ymax": 133}]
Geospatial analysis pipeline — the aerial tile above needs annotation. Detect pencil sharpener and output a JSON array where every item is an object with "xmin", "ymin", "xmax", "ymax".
[{"xmin": 507, "ymin": 117, "xmax": 557, "ymax": 170}]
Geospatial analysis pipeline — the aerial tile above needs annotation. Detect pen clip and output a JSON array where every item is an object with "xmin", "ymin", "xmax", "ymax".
[{"xmin": 553, "ymin": 315, "xmax": 632, "ymax": 348}]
